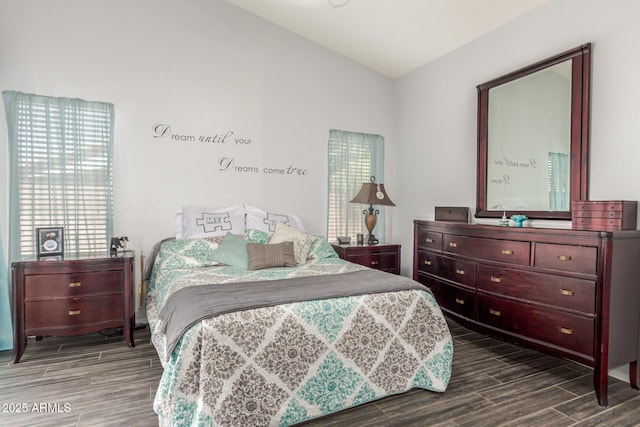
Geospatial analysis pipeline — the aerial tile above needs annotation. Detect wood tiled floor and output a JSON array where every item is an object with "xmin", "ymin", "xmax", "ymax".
[{"xmin": 1, "ymin": 319, "xmax": 639, "ymax": 426}]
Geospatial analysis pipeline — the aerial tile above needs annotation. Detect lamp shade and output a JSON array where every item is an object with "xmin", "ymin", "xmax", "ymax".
[{"xmin": 350, "ymin": 177, "xmax": 395, "ymax": 206}]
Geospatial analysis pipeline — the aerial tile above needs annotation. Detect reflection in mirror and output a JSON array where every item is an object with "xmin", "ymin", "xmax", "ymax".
[
  {"xmin": 487, "ymin": 61, "xmax": 572, "ymax": 212},
  {"xmin": 476, "ymin": 44, "xmax": 591, "ymax": 220}
]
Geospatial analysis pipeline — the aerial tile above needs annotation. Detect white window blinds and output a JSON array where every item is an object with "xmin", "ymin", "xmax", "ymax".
[
  {"xmin": 327, "ymin": 130, "xmax": 384, "ymax": 242},
  {"xmin": 3, "ymin": 91, "xmax": 114, "ymax": 257},
  {"xmin": 548, "ymin": 151, "xmax": 569, "ymax": 211}
]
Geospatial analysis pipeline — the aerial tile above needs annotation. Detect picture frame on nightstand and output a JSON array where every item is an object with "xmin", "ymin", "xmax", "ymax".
[{"xmin": 36, "ymin": 226, "xmax": 64, "ymax": 258}]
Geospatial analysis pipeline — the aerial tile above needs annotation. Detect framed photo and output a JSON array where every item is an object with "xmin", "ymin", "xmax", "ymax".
[{"xmin": 36, "ymin": 227, "xmax": 64, "ymax": 258}]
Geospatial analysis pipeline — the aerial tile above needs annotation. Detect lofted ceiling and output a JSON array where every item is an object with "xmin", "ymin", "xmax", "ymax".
[{"xmin": 223, "ymin": 0, "xmax": 552, "ymax": 78}]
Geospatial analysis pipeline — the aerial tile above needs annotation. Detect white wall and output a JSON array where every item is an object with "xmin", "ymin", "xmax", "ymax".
[
  {"xmin": 0, "ymin": 0, "xmax": 395, "ymax": 262},
  {"xmin": 394, "ymin": 0, "xmax": 640, "ymax": 276}
]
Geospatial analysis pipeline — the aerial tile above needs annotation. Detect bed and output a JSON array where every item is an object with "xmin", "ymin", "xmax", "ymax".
[{"xmin": 146, "ymin": 205, "xmax": 452, "ymax": 426}]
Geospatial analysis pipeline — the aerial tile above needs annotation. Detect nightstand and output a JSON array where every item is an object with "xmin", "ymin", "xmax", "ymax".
[
  {"xmin": 12, "ymin": 252, "xmax": 135, "ymax": 363},
  {"xmin": 332, "ymin": 242, "xmax": 401, "ymax": 275}
]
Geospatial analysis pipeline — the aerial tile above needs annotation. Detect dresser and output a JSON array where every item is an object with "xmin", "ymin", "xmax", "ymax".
[
  {"xmin": 332, "ymin": 243, "xmax": 400, "ymax": 275},
  {"xmin": 12, "ymin": 252, "xmax": 135, "ymax": 363},
  {"xmin": 413, "ymin": 220, "xmax": 640, "ymax": 406}
]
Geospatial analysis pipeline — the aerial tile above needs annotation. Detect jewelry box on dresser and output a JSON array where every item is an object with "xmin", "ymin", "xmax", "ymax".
[{"xmin": 413, "ymin": 219, "xmax": 640, "ymax": 406}]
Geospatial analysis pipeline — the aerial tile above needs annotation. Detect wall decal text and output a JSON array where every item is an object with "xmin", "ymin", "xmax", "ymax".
[
  {"xmin": 151, "ymin": 123, "xmax": 310, "ymax": 177},
  {"xmin": 218, "ymin": 157, "xmax": 308, "ymax": 176},
  {"xmin": 152, "ymin": 123, "xmax": 251, "ymax": 145}
]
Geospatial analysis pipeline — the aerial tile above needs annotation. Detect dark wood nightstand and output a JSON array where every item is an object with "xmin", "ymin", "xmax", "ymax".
[
  {"xmin": 332, "ymin": 242, "xmax": 401, "ymax": 275},
  {"xmin": 12, "ymin": 252, "xmax": 135, "ymax": 363}
]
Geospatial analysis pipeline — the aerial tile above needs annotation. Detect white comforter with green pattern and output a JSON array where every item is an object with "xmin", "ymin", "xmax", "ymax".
[{"xmin": 147, "ymin": 237, "xmax": 452, "ymax": 427}]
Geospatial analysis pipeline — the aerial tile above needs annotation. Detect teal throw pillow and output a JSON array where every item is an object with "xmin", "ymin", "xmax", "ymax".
[
  {"xmin": 211, "ymin": 232, "xmax": 249, "ymax": 269},
  {"xmin": 309, "ymin": 236, "xmax": 338, "ymax": 259}
]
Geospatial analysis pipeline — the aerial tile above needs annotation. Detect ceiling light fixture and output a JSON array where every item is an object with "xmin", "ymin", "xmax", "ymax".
[{"xmin": 328, "ymin": 0, "xmax": 351, "ymax": 7}]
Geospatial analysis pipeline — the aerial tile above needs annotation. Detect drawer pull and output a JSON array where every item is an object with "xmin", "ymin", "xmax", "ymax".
[
  {"xmin": 69, "ymin": 282, "xmax": 82, "ymax": 288},
  {"xmin": 455, "ymin": 298, "xmax": 465, "ymax": 305},
  {"xmin": 557, "ymin": 255, "xmax": 572, "ymax": 261},
  {"xmin": 559, "ymin": 327, "xmax": 573, "ymax": 335},
  {"xmin": 68, "ymin": 310, "xmax": 82, "ymax": 316},
  {"xmin": 449, "ymin": 242, "xmax": 458, "ymax": 248},
  {"xmin": 455, "ymin": 269, "xmax": 465, "ymax": 275},
  {"xmin": 424, "ymin": 260, "xmax": 432, "ymax": 266},
  {"xmin": 561, "ymin": 289, "xmax": 575, "ymax": 296},
  {"xmin": 501, "ymin": 249, "xmax": 513, "ymax": 255},
  {"xmin": 425, "ymin": 238, "xmax": 434, "ymax": 243},
  {"xmin": 489, "ymin": 309, "xmax": 501, "ymax": 316},
  {"xmin": 370, "ymin": 260, "xmax": 379, "ymax": 266},
  {"xmin": 490, "ymin": 276, "xmax": 502, "ymax": 283}
]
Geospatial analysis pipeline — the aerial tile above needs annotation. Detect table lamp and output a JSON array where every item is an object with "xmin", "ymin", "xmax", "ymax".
[{"xmin": 350, "ymin": 176, "xmax": 395, "ymax": 244}]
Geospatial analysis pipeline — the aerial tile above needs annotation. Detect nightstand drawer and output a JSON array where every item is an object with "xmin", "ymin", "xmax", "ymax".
[
  {"xmin": 24, "ymin": 270, "xmax": 123, "ymax": 298},
  {"xmin": 347, "ymin": 252, "xmax": 398, "ymax": 270},
  {"xmin": 332, "ymin": 243, "xmax": 401, "ymax": 274},
  {"xmin": 25, "ymin": 294, "xmax": 123, "ymax": 329}
]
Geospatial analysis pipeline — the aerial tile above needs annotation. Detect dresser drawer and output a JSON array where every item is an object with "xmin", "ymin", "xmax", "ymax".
[
  {"xmin": 418, "ymin": 274, "xmax": 475, "ymax": 320},
  {"xmin": 416, "ymin": 250, "xmax": 440, "ymax": 276},
  {"xmin": 572, "ymin": 200, "xmax": 636, "ymax": 212},
  {"xmin": 416, "ymin": 229, "xmax": 442, "ymax": 251},
  {"xmin": 572, "ymin": 218, "xmax": 627, "ymax": 232},
  {"xmin": 573, "ymin": 210, "xmax": 625, "ymax": 219},
  {"xmin": 439, "ymin": 256, "xmax": 476, "ymax": 288},
  {"xmin": 25, "ymin": 294, "xmax": 123, "ymax": 329},
  {"xmin": 24, "ymin": 270, "xmax": 123, "ymax": 298},
  {"xmin": 443, "ymin": 234, "xmax": 530, "ymax": 266},
  {"xmin": 534, "ymin": 243, "xmax": 597, "ymax": 275},
  {"xmin": 477, "ymin": 264, "xmax": 596, "ymax": 314},
  {"xmin": 417, "ymin": 252, "xmax": 476, "ymax": 288},
  {"xmin": 478, "ymin": 295, "xmax": 594, "ymax": 356}
]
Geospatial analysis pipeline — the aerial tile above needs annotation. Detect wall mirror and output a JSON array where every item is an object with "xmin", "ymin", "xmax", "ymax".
[{"xmin": 476, "ymin": 43, "xmax": 591, "ymax": 220}]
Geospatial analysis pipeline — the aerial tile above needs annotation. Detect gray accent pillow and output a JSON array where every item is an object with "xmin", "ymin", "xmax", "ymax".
[{"xmin": 247, "ymin": 241, "xmax": 296, "ymax": 270}]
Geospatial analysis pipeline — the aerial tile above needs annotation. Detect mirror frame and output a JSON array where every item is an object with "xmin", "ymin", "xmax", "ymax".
[{"xmin": 476, "ymin": 43, "xmax": 591, "ymax": 220}]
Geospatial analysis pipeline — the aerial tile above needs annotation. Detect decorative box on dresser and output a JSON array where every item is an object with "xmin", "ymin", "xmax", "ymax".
[
  {"xmin": 413, "ymin": 220, "xmax": 640, "ymax": 406},
  {"xmin": 12, "ymin": 252, "xmax": 136, "ymax": 364},
  {"xmin": 332, "ymin": 243, "xmax": 400, "ymax": 275}
]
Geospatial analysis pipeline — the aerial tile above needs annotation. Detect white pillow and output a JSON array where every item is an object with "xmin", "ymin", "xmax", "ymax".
[
  {"xmin": 175, "ymin": 210, "xmax": 184, "ymax": 239},
  {"xmin": 244, "ymin": 203, "xmax": 305, "ymax": 233},
  {"xmin": 269, "ymin": 221, "xmax": 316, "ymax": 264},
  {"xmin": 179, "ymin": 204, "xmax": 246, "ymax": 239}
]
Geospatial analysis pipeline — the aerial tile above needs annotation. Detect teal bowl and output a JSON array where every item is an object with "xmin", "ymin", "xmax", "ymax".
[{"xmin": 511, "ymin": 215, "xmax": 528, "ymax": 227}]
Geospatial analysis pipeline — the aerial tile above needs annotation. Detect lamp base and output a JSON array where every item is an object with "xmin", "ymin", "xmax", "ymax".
[{"xmin": 364, "ymin": 206, "xmax": 380, "ymax": 245}]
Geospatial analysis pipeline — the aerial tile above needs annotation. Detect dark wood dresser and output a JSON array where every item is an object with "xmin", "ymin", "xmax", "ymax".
[
  {"xmin": 12, "ymin": 252, "xmax": 135, "ymax": 363},
  {"xmin": 413, "ymin": 220, "xmax": 640, "ymax": 406},
  {"xmin": 332, "ymin": 243, "xmax": 400, "ymax": 275}
]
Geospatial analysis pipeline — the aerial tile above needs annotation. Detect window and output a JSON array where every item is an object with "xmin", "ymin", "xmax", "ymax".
[
  {"xmin": 327, "ymin": 129, "xmax": 385, "ymax": 242},
  {"xmin": 548, "ymin": 152, "xmax": 569, "ymax": 211},
  {"xmin": 3, "ymin": 91, "xmax": 114, "ymax": 258}
]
